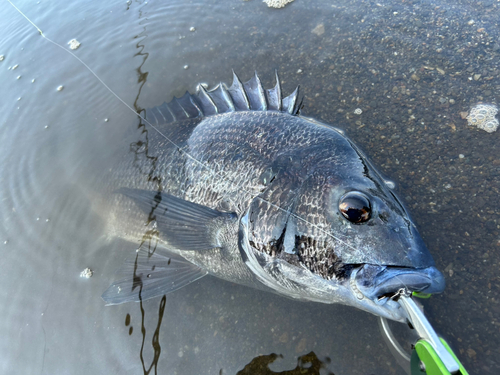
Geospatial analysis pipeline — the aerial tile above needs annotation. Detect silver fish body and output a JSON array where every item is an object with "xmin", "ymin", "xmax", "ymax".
[{"xmin": 102, "ymin": 72, "xmax": 445, "ymax": 322}]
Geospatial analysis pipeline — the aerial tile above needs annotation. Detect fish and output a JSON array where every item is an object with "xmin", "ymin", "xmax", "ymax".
[{"xmin": 101, "ymin": 71, "xmax": 445, "ymax": 322}]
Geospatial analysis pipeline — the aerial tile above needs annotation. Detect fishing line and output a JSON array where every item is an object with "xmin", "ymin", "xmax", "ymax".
[
  {"xmin": 9, "ymin": 1, "xmax": 416, "ymax": 321},
  {"xmin": 6, "ymin": 0, "xmax": 366, "ymax": 258}
]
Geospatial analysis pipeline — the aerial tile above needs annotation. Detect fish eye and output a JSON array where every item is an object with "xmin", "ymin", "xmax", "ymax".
[{"xmin": 339, "ymin": 192, "xmax": 371, "ymax": 223}]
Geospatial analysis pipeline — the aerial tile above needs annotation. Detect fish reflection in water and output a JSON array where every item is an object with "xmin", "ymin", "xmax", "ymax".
[{"xmin": 101, "ymin": 71, "xmax": 445, "ymax": 325}]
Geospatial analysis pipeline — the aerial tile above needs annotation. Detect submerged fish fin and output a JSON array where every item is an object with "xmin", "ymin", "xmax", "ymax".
[
  {"xmin": 102, "ymin": 249, "xmax": 208, "ymax": 305},
  {"xmin": 148, "ymin": 102, "xmax": 174, "ymax": 125},
  {"xmin": 144, "ymin": 70, "xmax": 303, "ymax": 123},
  {"xmin": 176, "ymin": 91, "xmax": 203, "ymax": 118},
  {"xmin": 117, "ymin": 188, "xmax": 237, "ymax": 251}
]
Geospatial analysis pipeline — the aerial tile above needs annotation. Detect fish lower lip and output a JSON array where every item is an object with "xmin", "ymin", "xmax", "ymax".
[{"xmin": 354, "ymin": 264, "xmax": 445, "ymax": 301}]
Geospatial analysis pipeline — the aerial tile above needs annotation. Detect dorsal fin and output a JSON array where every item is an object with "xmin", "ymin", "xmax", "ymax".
[
  {"xmin": 243, "ymin": 71, "xmax": 267, "ymax": 110},
  {"xmin": 282, "ymin": 86, "xmax": 300, "ymax": 115},
  {"xmin": 196, "ymin": 85, "xmax": 218, "ymax": 116},
  {"xmin": 265, "ymin": 70, "xmax": 282, "ymax": 111},
  {"xmin": 145, "ymin": 71, "xmax": 302, "ymax": 124},
  {"xmin": 226, "ymin": 71, "xmax": 249, "ymax": 110}
]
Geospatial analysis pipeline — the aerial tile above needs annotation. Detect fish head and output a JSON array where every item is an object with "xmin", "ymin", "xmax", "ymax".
[
  {"xmin": 319, "ymin": 137, "xmax": 446, "ymax": 308},
  {"xmin": 239, "ymin": 127, "xmax": 444, "ymax": 321}
]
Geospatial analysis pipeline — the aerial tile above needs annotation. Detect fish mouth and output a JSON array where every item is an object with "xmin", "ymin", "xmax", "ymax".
[{"xmin": 353, "ymin": 264, "xmax": 445, "ymax": 303}]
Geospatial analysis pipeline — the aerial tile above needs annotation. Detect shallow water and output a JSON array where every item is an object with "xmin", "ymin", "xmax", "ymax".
[{"xmin": 0, "ymin": 0, "xmax": 499, "ymax": 374}]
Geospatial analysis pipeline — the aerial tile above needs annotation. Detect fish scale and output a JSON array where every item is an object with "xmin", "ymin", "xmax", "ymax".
[{"xmin": 101, "ymin": 71, "xmax": 445, "ymax": 323}]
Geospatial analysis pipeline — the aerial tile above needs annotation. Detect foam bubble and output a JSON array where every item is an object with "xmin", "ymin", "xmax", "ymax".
[
  {"xmin": 68, "ymin": 39, "xmax": 81, "ymax": 50},
  {"xmin": 466, "ymin": 103, "xmax": 498, "ymax": 133},
  {"xmin": 263, "ymin": 0, "xmax": 294, "ymax": 8}
]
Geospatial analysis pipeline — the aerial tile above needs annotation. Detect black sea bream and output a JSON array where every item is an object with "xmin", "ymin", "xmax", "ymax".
[{"xmin": 102, "ymin": 71, "xmax": 445, "ymax": 322}]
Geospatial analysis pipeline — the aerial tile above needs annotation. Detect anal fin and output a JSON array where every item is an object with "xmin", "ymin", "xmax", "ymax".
[{"xmin": 102, "ymin": 249, "xmax": 208, "ymax": 305}]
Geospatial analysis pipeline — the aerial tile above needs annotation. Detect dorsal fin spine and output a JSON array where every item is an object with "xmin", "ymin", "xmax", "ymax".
[
  {"xmin": 292, "ymin": 86, "xmax": 301, "ymax": 115},
  {"xmin": 144, "ymin": 71, "xmax": 303, "ymax": 124},
  {"xmin": 198, "ymin": 85, "xmax": 218, "ymax": 114},
  {"xmin": 153, "ymin": 106, "xmax": 164, "ymax": 123},
  {"xmin": 174, "ymin": 97, "xmax": 190, "ymax": 118},
  {"xmin": 289, "ymin": 87, "xmax": 298, "ymax": 114},
  {"xmin": 165, "ymin": 103, "xmax": 177, "ymax": 121},
  {"xmin": 282, "ymin": 86, "xmax": 300, "ymax": 115},
  {"xmin": 220, "ymin": 83, "xmax": 235, "ymax": 112},
  {"xmin": 227, "ymin": 71, "xmax": 250, "ymax": 110},
  {"xmin": 295, "ymin": 92, "xmax": 304, "ymax": 115},
  {"xmin": 149, "ymin": 108, "xmax": 159, "ymax": 124},
  {"xmin": 265, "ymin": 70, "xmax": 282, "ymax": 111},
  {"xmin": 188, "ymin": 96, "xmax": 204, "ymax": 117},
  {"xmin": 274, "ymin": 70, "xmax": 282, "ymax": 111},
  {"xmin": 253, "ymin": 71, "xmax": 267, "ymax": 111},
  {"xmin": 206, "ymin": 84, "xmax": 234, "ymax": 113}
]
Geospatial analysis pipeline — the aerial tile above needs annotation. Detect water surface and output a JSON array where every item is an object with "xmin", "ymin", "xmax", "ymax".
[{"xmin": 0, "ymin": 0, "xmax": 499, "ymax": 374}]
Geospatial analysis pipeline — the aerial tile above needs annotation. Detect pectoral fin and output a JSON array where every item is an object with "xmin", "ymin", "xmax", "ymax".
[
  {"xmin": 102, "ymin": 249, "xmax": 208, "ymax": 305},
  {"xmin": 117, "ymin": 188, "xmax": 237, "ymax": 251}
]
